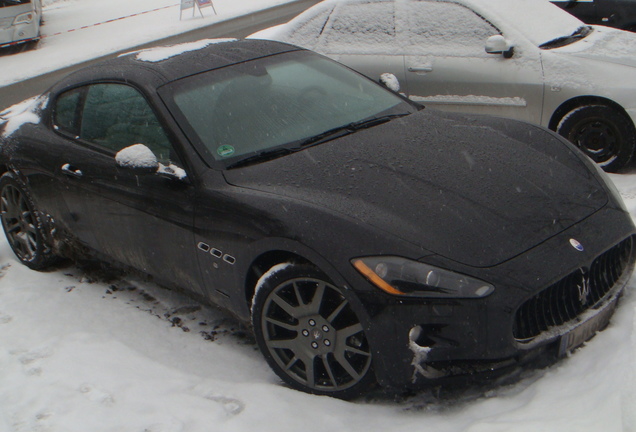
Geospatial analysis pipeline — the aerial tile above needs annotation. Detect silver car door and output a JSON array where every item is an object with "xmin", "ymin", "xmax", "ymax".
[{"xmin": 399, "ymin": 1, "xmax": 544, "ymax": 125}]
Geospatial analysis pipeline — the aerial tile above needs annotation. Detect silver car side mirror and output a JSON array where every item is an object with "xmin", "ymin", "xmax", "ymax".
[{"xmin": 485, "ymin": 35, "xmax": 514, "ymax": 59}]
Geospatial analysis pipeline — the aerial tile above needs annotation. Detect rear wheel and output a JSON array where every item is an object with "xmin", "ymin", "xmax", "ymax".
[
  {"xmin": 556, "ymin": 104, "xmax": 636, "ymax": 172},
  {"xmin": 0, "ymin": 174, "xmax": 57, "ymax": 270},
  {"xmin": 252, "ymin": 264, "xmax": 374, "ymax": 398}
]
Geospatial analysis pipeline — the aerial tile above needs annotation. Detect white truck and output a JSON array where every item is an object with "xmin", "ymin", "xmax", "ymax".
[{"xmin": 0, "ymin": 0, "xmax": 42, "ymax": 50}]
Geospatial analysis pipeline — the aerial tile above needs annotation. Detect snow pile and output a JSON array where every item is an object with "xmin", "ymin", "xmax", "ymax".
[
  {"xmin": 411, "ymin": 95, "xmax": 527, "ymax": 107},
  {"xmin": 158, "ymin": 163, "xmax": 187, "ymax": 180},
  {"xmin": 0, "ymin": 96, "xmax": 48, "ymax": 138},
  {"xmin": 131, "ymin": 38, "xmax": 237, "ymax": 62},
  {"xmin": 379, "ymin": 73, "xmax": 400, "ymax": 92},
  {"xmin": 115, "ymin": 144, "xmax": 158, "ymax": 169}
]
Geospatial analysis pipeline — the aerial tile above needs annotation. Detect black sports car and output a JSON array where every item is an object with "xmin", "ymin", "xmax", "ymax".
[
  {"xmin": 552, "ymin": 0, "xmax": 636, "ymax": 31},
  {"xmin": 0, "ymin": 39, "xmax": 634, "ymax": 399}
]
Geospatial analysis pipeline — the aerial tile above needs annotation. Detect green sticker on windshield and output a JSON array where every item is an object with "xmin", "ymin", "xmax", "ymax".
[{"xmin": 217, "ymin": 145, "xmax": 235, "ymax": 157}]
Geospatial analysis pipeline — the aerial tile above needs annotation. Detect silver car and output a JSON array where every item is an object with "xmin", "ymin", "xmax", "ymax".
[{"xmin": 252, "ymin": 0, "xmax": 636, "ymax": 172}]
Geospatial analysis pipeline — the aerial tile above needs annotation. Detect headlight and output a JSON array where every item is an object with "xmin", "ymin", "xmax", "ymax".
[
  {"xmin": 352, "ymin": 256, "xmax": 494, "ymax": 298},
  {"xmin": 13, "ymin": 12, "xmax": 34, "ymax": 25}
]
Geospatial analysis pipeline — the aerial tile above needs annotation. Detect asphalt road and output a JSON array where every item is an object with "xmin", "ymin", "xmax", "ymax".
[{"xmin": 0, "ymin": 0, "xmax": 319, "ymax": 109}]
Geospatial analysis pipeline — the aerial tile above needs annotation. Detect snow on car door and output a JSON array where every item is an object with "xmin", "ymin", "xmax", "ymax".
[{"xmin": 399, "ymin": 1, "xmax": 544, "ymax": 125}]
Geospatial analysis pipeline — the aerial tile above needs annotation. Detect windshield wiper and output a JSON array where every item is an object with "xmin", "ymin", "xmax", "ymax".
[
  {"xmin": 298, "ymin": 113, "xmax": 409, "ymax": 148},
  {"xmin": 226, "ymin": 147, "xmax": 297, "ymax": 169},
  {"xmin": 226, "ymin": 113, "xmax": 409, "ymax": 169},
  {"xmin": 540, "ymin": 26, "xmax": 592, "ymax": 49}
]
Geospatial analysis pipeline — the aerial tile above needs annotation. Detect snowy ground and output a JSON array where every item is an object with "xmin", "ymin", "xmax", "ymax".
[
  {"xmin": 0, "ymin": 0, "xmax": 296, "ymax": 88},
  {"xmin": 1, "ymin": 0, "xmax": 636, "ymax": 431},
  {"xmin": 0, "ymin": 176, "xmax": 635, "ymax": 432}
]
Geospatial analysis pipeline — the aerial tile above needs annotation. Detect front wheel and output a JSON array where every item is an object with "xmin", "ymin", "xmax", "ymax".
[
  {"xmin": 0, "ymin": 173, "xmax": 57, "ymax": 270},
  {"xmin": 252, "ymin": 264, "xmax": 375, "ymax": 398},
  {"xmin": 556, "ymin": 104, "xmax": 636, "ymax": 172}
]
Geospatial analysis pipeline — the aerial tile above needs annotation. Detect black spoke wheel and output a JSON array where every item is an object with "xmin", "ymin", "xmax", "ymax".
[
  {"xmin": 556, "ymin": 104, "xmax": 636, "ymax": 172},
  {"xmin": 0, "ymin": 173, "xmax": 56, "ymax": 270},
  {"xmin": 252, "ymin": 264, "xmax": 374, "ymax": 398}
]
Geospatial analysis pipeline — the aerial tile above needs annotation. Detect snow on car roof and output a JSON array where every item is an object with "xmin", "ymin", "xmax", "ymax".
[
  {"xmin": 127, "ymin": 38, "xmax": 237, "ymax": 63},
  {"xmin": 267, "ymin": 0, "xmax": 585, "ymax": 49}
]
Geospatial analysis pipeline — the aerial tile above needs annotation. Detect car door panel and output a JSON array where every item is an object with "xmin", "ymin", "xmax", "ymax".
[
  {"xmin": 398, "ymin": 1, "xmax": 545, "ymax": 124},
  {"xmin": 50, "ymin": 82, "xmax": 205, "ymax": 296}
]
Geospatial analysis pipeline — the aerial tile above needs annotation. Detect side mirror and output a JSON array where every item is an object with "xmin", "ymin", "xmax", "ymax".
[
  {"xmin": 115, "ymin": 144, "xmax": 159, "ymax": 174},
  {"xmin": 379, "ymin": 73, "xmax": 400, "ymax": 92},
  {"xmin": 485, "ymin": 35, "xmax": 514, "ymax": 59}
]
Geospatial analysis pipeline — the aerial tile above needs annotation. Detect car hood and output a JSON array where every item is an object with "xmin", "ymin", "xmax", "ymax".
[
  {"xmin": 555, "ymin": 27, "xmax": 636, "ymax": 68},
  {"xmin": 224, "ymin": 110, "xmax": 607, "ymax": 268}
]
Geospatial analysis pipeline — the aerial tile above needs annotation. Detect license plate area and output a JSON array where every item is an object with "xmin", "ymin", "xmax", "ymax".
[{"xmin": 558, "ymin": 297, "xmax": 618, "ymax": 357}]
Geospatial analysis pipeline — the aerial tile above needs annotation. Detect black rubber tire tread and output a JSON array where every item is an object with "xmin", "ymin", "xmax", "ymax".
[
  {"xmin": 0, "ymin": 172, "xmax": 58, "ymax": 270},
  {"xmin": 252, "ymin": 263, "xmax": 375, "ymax": 399},
  {"xmin": 556, "ymin": 104, "xmax": 636, "ymax": 172}
]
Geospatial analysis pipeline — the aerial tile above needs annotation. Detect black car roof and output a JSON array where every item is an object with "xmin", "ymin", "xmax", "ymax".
[{"xmin": 50, "ymin": 39, "xmax": 301, "ymax": 93}]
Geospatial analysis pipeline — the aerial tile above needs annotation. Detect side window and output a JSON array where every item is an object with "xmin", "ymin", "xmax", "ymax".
[
  {"xmin": 54, "ymin": 87, "xmax": 82, "ymax": 136},
  {"xmin": 79, "ymin": 84, "xmax": 173, "ymax": 162},
  {"xmin": 400, "ymin": 1, "xmax": 500, "ymax": 56},
  {"xmin": 319, "ymin": 2, "xmax": 396, "ymax": 54}
]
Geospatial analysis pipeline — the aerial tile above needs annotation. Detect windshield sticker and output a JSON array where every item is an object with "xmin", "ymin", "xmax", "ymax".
[{"xmin": 217, "ymin": 145, "xmax": 235, "ymax": 157}]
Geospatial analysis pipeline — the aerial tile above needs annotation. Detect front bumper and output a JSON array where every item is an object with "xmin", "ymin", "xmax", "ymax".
[
  {"xmin": 0, "ymin": 20, "xmax": 39, "ymax": 48},
  {"xmin": 355, "ymin": 205, "xmax": 635, "ymax": 390}
]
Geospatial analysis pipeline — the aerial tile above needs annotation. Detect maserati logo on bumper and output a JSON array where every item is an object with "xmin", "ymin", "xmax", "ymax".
[
  {"xmin": 576, "ymin": 270, "xmax": 591, "ymax": 306},
  {"xmin": 570, "ymin": 238, "xmax": 585, "ymax": 252}
]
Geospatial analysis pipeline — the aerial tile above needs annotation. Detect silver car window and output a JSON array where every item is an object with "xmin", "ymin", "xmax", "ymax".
[
  {"xmin": 319, "ymin": 2, "xmax": 396, "ymax": 54},
  {"xmin": 400, "ymin": 1, "xmax": 500, "ymax": 56}
]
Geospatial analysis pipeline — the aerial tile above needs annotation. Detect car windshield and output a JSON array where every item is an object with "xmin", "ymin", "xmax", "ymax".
[
  {"xmin": 161, "ymin": 50, "xmax": 417, "ymax": 168},
  {"xmin": 463, "ymin": 0, "xmax": 588, "ymax": 47}
]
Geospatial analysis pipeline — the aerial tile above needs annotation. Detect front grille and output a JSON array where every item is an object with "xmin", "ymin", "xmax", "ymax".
[{"xmin": 513, "ymin": 236, "xmax": 634, "ymax": 341}]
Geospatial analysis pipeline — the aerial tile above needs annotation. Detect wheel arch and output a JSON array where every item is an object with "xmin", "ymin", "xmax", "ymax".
[
  {"xmin": 241, "ymin": 239, "xmax": 352, "ymax": 319},
  {"xmin": 548, "ymin": 95, "xmax": 635, "ymax": 132}
]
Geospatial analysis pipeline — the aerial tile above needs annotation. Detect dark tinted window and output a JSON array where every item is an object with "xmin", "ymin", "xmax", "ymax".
[
  {"xmin": 54, "ymin": 88, "xmax": 82, "ymax": 136},
  {"xmin": 79, "ymin": 84, "xmax": 172, "ymax": 161}
]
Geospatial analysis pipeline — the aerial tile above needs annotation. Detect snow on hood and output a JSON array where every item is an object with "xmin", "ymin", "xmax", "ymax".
[
  {"xmin": 555, "ymin": 26, "xmax": 636, "ymax": 68},
  {"xmin": 126, "ymin": 38, "xmax": 237, "ymax": 63},
  {"xmin": 0, "ymin": 95, "xmax": 48, "ymax": 139}
]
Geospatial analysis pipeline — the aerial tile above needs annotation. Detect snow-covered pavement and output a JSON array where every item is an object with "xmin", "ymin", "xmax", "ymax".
[{"xmin": 0, "ymin": 0, "xmax": 298, "ymax": 88}]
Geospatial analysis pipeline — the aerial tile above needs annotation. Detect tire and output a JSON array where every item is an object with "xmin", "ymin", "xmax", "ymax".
[
  {"xmin": 0, "ymin": 173, "xmax": 57, "ymax": 270},
  {"xmin": 252, "ymin": 264, "xmax": 375, "ymax": 398},
  {"xmin": 556, "ymin": 105, "xmax": 636, "ymax": 172}
]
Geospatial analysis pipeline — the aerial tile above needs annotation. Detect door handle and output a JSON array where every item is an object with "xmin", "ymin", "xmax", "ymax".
[
  {"xmin": 61, "ymin": 163, "xmax": 83, "ymax": 178},
  {"xmin": 408, "ymin": 66, "xmax": 433, "ymax": 73}
]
